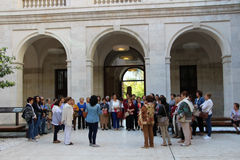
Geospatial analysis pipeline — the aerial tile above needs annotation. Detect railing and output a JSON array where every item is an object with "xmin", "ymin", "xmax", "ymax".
[
  {"xmin": 95, "ymin": 0, "xmax": 141, "ymax": 4},
  {"xmin": 23, "ymin": 0, "xmax": 66, "ymax": 8}
]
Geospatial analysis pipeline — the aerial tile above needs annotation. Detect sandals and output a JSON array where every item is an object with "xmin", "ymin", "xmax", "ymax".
[
  {"xmin": 141, "ymin": 146, "xmax": 149, "ymax": 149},
  {"xmin": 180, "ymin": 144, "xmax": 189, "ymax": 147},
  {"xmin": 161, "ymin": 143, "xmax": 167, "ymax": 146}
]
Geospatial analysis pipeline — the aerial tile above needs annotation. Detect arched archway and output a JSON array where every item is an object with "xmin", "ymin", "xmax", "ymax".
[
  {"xmin": 104, "ymin": 48, "xmax": 145, "ymax": 98},
  {"xmin": 86, "ymin": 29, "xmax": 148, "ymax": 98},
  {"xmin": 168, "ymin": 28, "xmax": 232, "ymax": 117},
  {"xmin": 13, "ymin": 33, "xmax": 71, "ymax": 106}
]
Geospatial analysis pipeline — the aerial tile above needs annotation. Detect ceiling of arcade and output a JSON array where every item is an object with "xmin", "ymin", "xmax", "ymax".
[
  {"xmin": 170, "ymin": 32, "xmax": 222, "ymax": 64},
  {"xmin": 93, "ymin": 33, "xmax": 145, "ymax": 67},
  {"xmin": 23, "ymin": 37, "xmax": 66, "ymax": 69}
]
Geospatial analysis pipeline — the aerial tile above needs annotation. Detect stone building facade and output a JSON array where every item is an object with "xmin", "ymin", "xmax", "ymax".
[{"xmin": 0, "ymin": 0, "xmax": 239, "ymax": 123}]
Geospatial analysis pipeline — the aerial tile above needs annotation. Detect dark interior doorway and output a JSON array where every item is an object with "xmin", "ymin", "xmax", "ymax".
[
  {"xmin": 55, "ymin": 69, "xmax": 67, "ymax": 99},
  {"xmin": 180, "ymin": 65, "xmax": 197, "ymax": 99}
]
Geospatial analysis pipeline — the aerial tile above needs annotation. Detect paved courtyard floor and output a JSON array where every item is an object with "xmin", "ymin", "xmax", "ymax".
[{"xmin": 0, "ymin": 127, "xmax": 239, "ymax": 160}]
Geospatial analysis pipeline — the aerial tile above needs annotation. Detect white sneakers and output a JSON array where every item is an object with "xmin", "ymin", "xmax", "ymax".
[{"xmin": 203, "ymin": 135, "xmax": 211, "ymax": 140}]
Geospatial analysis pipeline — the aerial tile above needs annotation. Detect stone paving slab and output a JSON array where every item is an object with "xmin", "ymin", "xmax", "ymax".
[{"xmin": 0, "ymin": 128, "xmax": 239, "ymax": 160}]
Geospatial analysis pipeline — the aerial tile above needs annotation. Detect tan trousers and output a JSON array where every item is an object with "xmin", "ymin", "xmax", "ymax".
[
  {"xmin": 143, "ymin": 124, "xmax": 154, "ymax": 147},
  {"xmin": 160, "ymin": 126, "xmax": 171, "ymax": 144},
  {"xmin": 181, "ymin": 122, "xmax": 191, "ymax": 145}
]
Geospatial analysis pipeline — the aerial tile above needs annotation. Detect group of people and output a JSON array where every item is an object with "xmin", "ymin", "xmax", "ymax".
[{"xmin": 22, "ymin": 90, "xmax": 240, "ymax": 148}]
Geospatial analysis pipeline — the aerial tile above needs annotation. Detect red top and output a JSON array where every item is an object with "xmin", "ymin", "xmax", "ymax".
[
  {"xmin": 124, "ymin": 103, "xmax": 135, "ymax": 115},
  {"xmin": 51, "ymin": 103, "xmax": 54, "ymax": 109},
  {"xmin": 171, "ymin": 105, "xmax": 178, "ymax": 117}
]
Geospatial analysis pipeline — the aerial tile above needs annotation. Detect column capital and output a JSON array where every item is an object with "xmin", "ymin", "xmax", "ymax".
[
  {"xmin": 165, "ymin": 56, "xmax": 171, "ymax": 64},
  {"xmin": 66, "ymin": 60, "xmax": 71, "ymax": 68},
  {"xmin": 86, "ymin": 59, "xmax": 94, "ymax": 68},
  {"xmin": 222, "ymin": 55, "xmax": 231, "ymax": 64},
  {"xmin": 144, "ymin": 57, "xmax": 150, "ymax": 65},
  {"xmin": 12, "ymin": 61, "xmax": 24, "ymax": 66}
]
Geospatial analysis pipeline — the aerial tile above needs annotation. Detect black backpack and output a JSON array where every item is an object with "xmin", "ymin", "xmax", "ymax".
[{"xmin": 21, "ymin": 108, "xmax": 26, "ymax": 119}]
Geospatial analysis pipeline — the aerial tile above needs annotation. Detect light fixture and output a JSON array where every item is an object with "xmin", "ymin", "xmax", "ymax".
[
  {"xmin": 182, "ymin": 42, "xmax": 200, "ymax": 49},
  {"xmin": 119, "ymin": 56, "xmax": 133, "ymax": 60},
  {"xmin": 48, "ymin": 48, "xmax": 65, "ymax": 54},
  {"xmin": 128, "ymin": 68, "xmax": 138, "ymax": 72},
  {"xmin": 113, "ymin": 45, "xmax": 129, "ymax": 51}
]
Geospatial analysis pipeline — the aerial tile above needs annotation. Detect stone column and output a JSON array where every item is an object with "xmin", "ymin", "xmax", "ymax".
[
  {"xmin": 222, "ymin": 55, "xmax": 233, "ymax": 117},
  {"xmin": 66, "ymin": 60, "xmax": 72, "ymax": 97},
  {"xmin": 165, "ymin": 56, "xmax": 171, "ymax": 103},
  {"xmin": 144, "ymin": 57, "xmax": 150, "ymax": 95},
  {"xmin": 12, "ymin": 62, "xmax": 24, "ymax": 107},
  {"xmin": 86, "ymin": 59, "xmax": 94, "ymax": 97}
]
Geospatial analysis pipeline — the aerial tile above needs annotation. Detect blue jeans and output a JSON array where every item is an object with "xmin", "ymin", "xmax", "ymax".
[
  {"xmin": 112, "ymin": 112, "xmax": 119, "ymax": 129},
  {"xmin": 34, "ymin": 114, "xmax": 41, "ymax": 137},
  {"xmin": 41, "ymin": 116, "xmax": 46, "ymax": 133},
  {"xmin": 27, "ymin": 119, "xmax": 34, "ymax": 139},
  {"xmin": 205, "ymin": 114, "xmax": 212, "ymax": 137}
]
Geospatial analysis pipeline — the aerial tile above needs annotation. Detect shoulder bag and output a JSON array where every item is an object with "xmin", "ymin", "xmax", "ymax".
[
  {"xmin": 124, "ymin": 104, "xmax": 130, "ymax": 118},
  {"xmin": 74, "ymin": 111, "xmax": 79, "ymax": 117},
  {"xmin": 157, "ymin": 105, "xmax": 169, "ymax": 126}
]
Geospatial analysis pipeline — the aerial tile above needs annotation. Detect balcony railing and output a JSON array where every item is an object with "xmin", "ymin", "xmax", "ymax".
[
  {"xmin": 23, "ymin": 0, "xmax": 66, "ymax": 8},
  {"xmin": 94, "ymin": 0, "xmax": 141, "ymax": 4}
]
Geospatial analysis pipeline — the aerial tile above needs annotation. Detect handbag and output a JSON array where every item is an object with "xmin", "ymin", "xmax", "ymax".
[
  {"xmin": 74, "ymin": 111, "xmax": 79, "ymax": 117},
  {"xmin": 193, "ymin": 108, "xmax": 201, "ymax": 117},
  {"xmin": 199, "ymin": 112, "xmax": 208, "ymax": 119},
  {"xmin": 178, "ymin": 116, "xmax": 186, "ymax": 123},
  {"xmin": 117, "ymin": 110, "xmax": 123, "ymax": 118},
  {"xmin": 157, "ymin": 105, "xmax": 169, "ymax": 126},
  {"xmin": 124, "ymin": 104, "xmax": 131, "ymax": 118},
  {"xmin": 82, "ymin": 110, "xmax": 88, "ymax": 118},
  {"xmin": 103, "ymin": 110, "xmax": 109, "ymax": 117}
]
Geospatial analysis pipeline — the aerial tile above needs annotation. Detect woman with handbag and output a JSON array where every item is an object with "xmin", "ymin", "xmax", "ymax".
[
  {"xmin": 139, "ymin": 95, "xmax": 155, "ymax": 149},
  {"xmin": 177, "ymin": 91, "xmax": 194, "ymax": 147},
  {"xmin": 77, "ymin": 98, "xmax": 87, "ymax": 130},
  {"xmin": 157, "ymin": 97, "xmax": 172, "ymax": 146},
  {"xmin": 125, "ymin": 98, "xmax": 135, "ymax": 131},
  {"xmin": 85, "ymin": 95, "xmax": 102, "ymax": 147},
  {"xmin": 110, "ymin": 94, "xmax": 121, "ymax": 131},
  {"xmin": 193, "ymin": 90, "xmax": 205, "ymax": 136},
  {"xmin": 100, "ymin": 98, "xmax": 109, "ymax": 131},
  {"xmin": 201, "ymin": 93, "xmax": 213, "ymax": 140},
  {"xmin": 71, "ymin": 99, "xmax": 79, "ymax": 131}
]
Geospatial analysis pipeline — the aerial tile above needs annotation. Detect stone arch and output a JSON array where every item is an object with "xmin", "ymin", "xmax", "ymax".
[
  {"xmin": 165, "ymin": 24, "xmax": 231, "ymax": 59},
  {"xmin": 87, "ymin": 27, "xmax": 149, "ymax": 60},
  {"xmin": 13, "ymin": 30, "xmax": 71, "ymax": 63}
]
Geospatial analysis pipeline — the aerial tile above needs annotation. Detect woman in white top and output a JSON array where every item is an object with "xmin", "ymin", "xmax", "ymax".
[
  {"xmin": 200, "ymin": 93, "xmax": 213, "ymax": 140},
  {"xmin": 110, "ymin": 94, "xmax": 121, "ymax": 130}
]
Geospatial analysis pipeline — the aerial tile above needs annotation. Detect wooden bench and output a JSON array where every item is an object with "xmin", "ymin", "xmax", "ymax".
[
  {"xmin": 0, "ymin": 107, "xmax": 28, "ymax": 138},
  {"xmin": 203, "ymin": 117, "xmax": 233, "ymax": 133},
  {"xmin": 203, "ymin": 117, "xmax": 232, "ymax": 127}
]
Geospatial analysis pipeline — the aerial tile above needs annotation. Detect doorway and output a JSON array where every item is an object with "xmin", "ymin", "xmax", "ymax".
[
  {"xmin": 180, "ymin": 65, "xmax": 197, "ymax": 98},
  {"xmin": 55, "ymin": 69, "xmax": 67, "ymax": 99}
]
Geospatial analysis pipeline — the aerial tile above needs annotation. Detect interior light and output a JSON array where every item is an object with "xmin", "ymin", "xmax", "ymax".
[
  {"xmin": 123, "ymin": 57, "xmax": 129, "ymax": 60},
  {"xmin": 118, "ymin": 48, "xmax": 125, "ymax": 51},
  {"xmin": 113, "ymin": 45, "xmax": 129, "ymax": 51}
]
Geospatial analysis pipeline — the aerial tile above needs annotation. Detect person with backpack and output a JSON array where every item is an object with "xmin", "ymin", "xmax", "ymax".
[{"xmin": 23, "ymin": 97, "xmax": 37, "ymax": 142}]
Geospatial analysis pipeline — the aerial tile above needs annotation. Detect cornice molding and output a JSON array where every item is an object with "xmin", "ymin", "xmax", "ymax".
[{"xmin": 0, "ymin": 3, "xmax": 239, "ymax": 25}]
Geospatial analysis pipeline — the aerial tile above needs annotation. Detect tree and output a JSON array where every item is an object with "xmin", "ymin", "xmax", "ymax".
[{"xmin": 0, "ymin": 47, "xmax": 21, "ymax": 89}]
